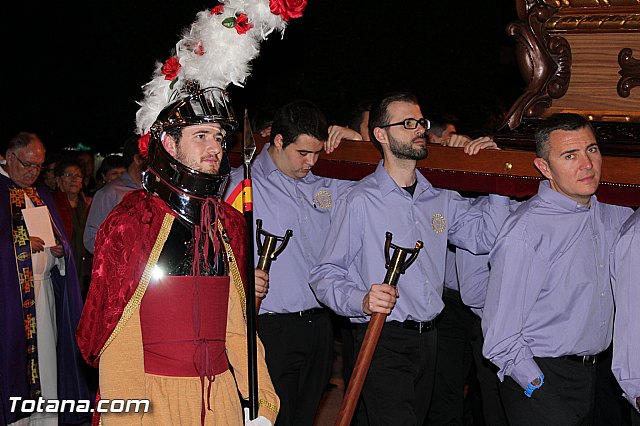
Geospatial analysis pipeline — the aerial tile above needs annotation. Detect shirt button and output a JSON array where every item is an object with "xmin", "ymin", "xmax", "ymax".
[
  {"xmin": 599, "ymin": 264, "xmax": 604, "ymax": 268},
  {"xmin": 601, "ymin": 292, "xmax": 605, "ymax": 297}
]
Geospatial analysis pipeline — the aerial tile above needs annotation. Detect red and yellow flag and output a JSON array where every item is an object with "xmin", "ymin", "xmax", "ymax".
[{"xmin": 225, "ymin": 179, "xmax": 252, "ymax": 213}]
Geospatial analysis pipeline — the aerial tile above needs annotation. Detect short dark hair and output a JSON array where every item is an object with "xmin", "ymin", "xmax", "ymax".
[
  {"xmin": 251, "ymin": 109, "xmax": 274, "ymax": 134},
  {"xmin": 6, "ymin": 132, "xmax": 42, "ymax": 156},
  {"xmin": 535, "ymin": 113, "xmax": 595, "ymax": 160},
  {"xmin": 428, "ymin": 113, "xmax": 459, "ymax": 138},
  {"xmin": 54, "ymin": 158, "xmax": 83, "ymax": 177},
  {"xmin": 97, "ymin": 155, "xmax": 127, "ymax": 179},
  {"xmin": 348, "ymin": 101, "xmax": 372, "ymax": 133},
  {"xmin": 368, "ymin": 92, "xmax": 419, "ymax": 155},
  {"xmin": 269, "ymin": 100, "xmax": 328, "ymax": 148},
  {"xmin": 122, "ymin": 134, "xmax": 140, "ymax": 166}
]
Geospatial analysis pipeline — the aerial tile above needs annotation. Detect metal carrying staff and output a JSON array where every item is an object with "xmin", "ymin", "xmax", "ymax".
[
  {"xmin": 255, "ymin": 219, "xmax": 293, "ymax": 313},
  {"xmin": 335, "ymin": 232, "xmax": 424, "ymax": 426},
  {"xmin": 242, "ymin": 110, "xmax": 259, "ymax": 419}
]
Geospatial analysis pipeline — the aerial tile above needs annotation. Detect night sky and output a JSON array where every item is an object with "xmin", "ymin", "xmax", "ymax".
[{"xmin": 3, "ymin": 0, "xmax": 522, "ymax": 155}]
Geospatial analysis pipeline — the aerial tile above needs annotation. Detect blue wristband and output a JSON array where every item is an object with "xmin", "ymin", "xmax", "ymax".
[{"xmin": 524, "ymin": 373, "xmax": 544, "ymax": 398}]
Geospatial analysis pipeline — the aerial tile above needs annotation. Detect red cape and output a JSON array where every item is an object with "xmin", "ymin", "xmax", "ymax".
[{"xmin": 76, "ymin": 189, "xmax": 247, "ymax": 368}]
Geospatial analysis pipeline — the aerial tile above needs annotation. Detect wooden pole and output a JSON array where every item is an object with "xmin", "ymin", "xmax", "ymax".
[{"xmin": 335, "ymin": 233, "xmax": 423, "ymax": 426}]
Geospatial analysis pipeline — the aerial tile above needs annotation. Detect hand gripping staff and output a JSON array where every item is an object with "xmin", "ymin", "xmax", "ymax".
[
  {"xmin": 255, "ymin": 219, "xmax": 293, "ymax": 313},
  {"xmin": 242, "ymin": 110, "xmax": 259, "ymax": 419},
  {"xmin": 335, "ymin": 232, "xmax": 424, "ymax": 426}
]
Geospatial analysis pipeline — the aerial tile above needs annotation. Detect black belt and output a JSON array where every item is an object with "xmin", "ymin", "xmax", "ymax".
[
  {"xmin": 564, "ymin": 354, "xmax": 598, "ymax": 366},
  {"xmin": 442, "ymin": 287, "xmax": 460, "ymax": 298},
  {"xmin": 387, "ymin": 319, "xmax": 435, "ymax": 334},
  {"xmin": 262, "ymin": 307, "xmax": 325, "ymax": 317}
]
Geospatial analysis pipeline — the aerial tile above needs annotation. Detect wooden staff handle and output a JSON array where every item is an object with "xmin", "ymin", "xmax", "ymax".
[{"xmin": 256, "ymin": 296, "xmax": 263, "ymax": 314}]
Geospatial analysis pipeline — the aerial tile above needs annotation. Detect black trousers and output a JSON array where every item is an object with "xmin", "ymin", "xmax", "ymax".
[
  {"xmin": 593, "ymin": 345, "xmax": 632, "ymax": 425},
  {"xmin": 258, "ymin": 309, "xmax": 333, "ymax": 426},
  {"xmin": 500, "ymin": 356, "xmax": 597, "ymax": 426},
  {"xmin": 426, "ymin": 288, "xmax": 475, "ymax": 425},
  {"xmin": 354, "ymin": 321, "xmax": 437, "ymax": 426},
  {"xmin": 426, "ymin": 288, "xmax": 507, "ymax": 426},
  {"xmin": 468, "ymin": 315, "xmax": 509, "ymax": 426}
]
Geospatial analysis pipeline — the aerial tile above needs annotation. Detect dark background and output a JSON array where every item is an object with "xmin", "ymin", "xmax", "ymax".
[{"xmin": 2, "ymin": 0, "xmax": 522, "ymax": 154}]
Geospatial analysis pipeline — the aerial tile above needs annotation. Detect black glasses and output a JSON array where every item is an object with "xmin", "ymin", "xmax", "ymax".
[
  {"xmin": 12, "ymin": 153, "xmax": 44, "ymax": 172},
  {"xmin": 379, "ymin": 118, "xmax": 430, "ymax": 131}
]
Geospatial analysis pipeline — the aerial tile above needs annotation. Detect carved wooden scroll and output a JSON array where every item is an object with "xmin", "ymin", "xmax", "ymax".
[
  {"xmin": 501, "ymin": 2, "xmax": 571, "ymax": 130},
  {"xmin": 618, "ymin": 48, "xmax": 640, "ymax": 98}
]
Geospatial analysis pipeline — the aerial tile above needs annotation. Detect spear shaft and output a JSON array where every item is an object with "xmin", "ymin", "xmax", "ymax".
[{"xmin": 242, "ymin": 110, "xmax": 259, "ymax": 419}]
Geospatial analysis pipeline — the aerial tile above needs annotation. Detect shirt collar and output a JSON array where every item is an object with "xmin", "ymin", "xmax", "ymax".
[
  {"xmin": 537, "ymin": 180, "xmax": 595, "ymax": 212},
  {"xmin": 255, "ymin": 143, "xmax": 316, "ymax": 183},
  {"xmin": 374, "ymin": 161, "xmax": 431, "ymax": 197},
  {"xmin": 255, "ymin": 144, "xmax": 279, "ymax": 176}
]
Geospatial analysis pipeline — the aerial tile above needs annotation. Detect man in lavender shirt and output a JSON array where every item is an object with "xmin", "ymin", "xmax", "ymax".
[
  {"xmin": 482, "ymin": 113, "xmax": 633, "ymax": 426},
  {"xmin": 226, "ymin": 100, "xmax": 353, "ymax": 426},
  {"xmin": 309, "ymin": 92, "xmax": 510, "ymax": 426},
  {"xmin": 612, "ymin": 209, "xmax": 640, "ymax": 425},
  {"xmin": 83, "ymin": 135, "xmax": 147, "ymax": 254}
]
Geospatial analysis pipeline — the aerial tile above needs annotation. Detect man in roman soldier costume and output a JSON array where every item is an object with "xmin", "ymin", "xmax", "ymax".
[
  {"xmin": 77, "ymin": 83, "xmax": 278, "ymax": 425},
  {"xmin": 74, "ymin": 1, "xmax": 303, "ymax": 423}
]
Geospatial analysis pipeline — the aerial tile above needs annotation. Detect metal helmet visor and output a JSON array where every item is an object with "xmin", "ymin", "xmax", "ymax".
[{"xmin": 155, "ymin": 87, "xmax": 238, "ymax": 143}]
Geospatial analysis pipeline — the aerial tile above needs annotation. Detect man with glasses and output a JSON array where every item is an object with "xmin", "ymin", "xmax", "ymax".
[
  {"xmin": 310, "ymin": 92, "xmax": 509, "ymax": 425},
  {"xmin": 0, "ymin": 132, "xmax": 92, "ymax": 425}
]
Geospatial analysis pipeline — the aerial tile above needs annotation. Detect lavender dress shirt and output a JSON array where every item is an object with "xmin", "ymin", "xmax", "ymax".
[
  {"xmin": 611, "ymin": 209, "xmax": 640, "ymax": 411},
  {"xmin": 309, "ymin": 161, "xmax": 510, "ymax": 324},
  {"xmin": 83, "ymin": 171, "xmax": 140, "ymax": 254},
  {"xmin": 455, "ymin": 248, "xmax": 489, "ymax": 318},
  {"xmin": 227, "ymin": 145, "xmax": 354, "ymax": 314},
  {"xmin": 455, "ymin": 197, "xmax": 520, "ymax": 316},
  {"xmin": 443, "ymin": 248, "xmax": 459, "ymax": 291},
  {"xmin": 482, "ymin": 180, "xmax": 632, "ymax": 390}
]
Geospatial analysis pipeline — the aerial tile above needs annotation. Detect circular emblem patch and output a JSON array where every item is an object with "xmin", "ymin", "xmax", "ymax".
[
  {"xmin": 315, "ymin": 190, "xmax": 332, "ymax": 209},
  {"xmin": 431, "ymin": 213, "xmax": 447, "ymax": 234}
]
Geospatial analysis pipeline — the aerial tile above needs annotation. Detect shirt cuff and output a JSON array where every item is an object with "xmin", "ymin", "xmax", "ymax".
[
  {"xmin": 509, "ymin": 357, "xmax": 544, "ymax": 390},
  {"xmin": 348, "ymin": 288, "xmax": 369, "ymax": 316}
]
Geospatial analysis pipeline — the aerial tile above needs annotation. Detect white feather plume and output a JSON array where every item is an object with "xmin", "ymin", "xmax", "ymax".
[{"xmin": 135, "ymin": 0, "xmax": 288, "ymax": 135}]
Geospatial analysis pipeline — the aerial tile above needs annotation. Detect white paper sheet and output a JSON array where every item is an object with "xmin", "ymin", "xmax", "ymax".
[{"xmin": 21, "ymin": 206, "xmax": 56, "ymax": 248}]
